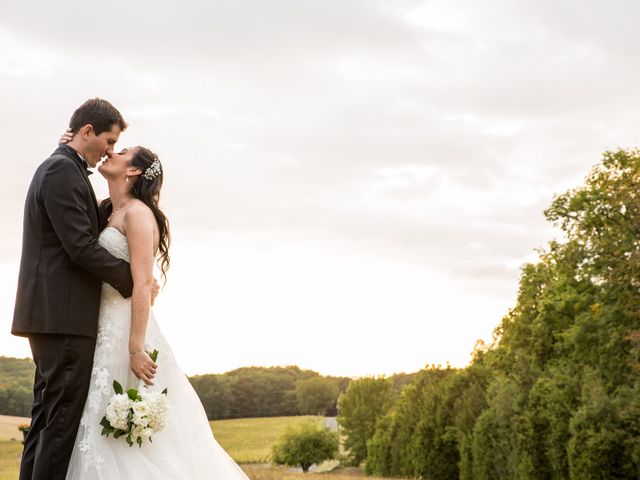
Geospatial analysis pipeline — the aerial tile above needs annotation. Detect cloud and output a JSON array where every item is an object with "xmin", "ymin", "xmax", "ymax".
[{"xmin": 1, "ymin": 0, "xmax": 638, "ymax": 374}]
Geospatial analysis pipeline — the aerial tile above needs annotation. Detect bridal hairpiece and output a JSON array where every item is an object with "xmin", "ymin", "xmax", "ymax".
[{"xmin": 143, "ymin": 158, "xmax": 162, "ymax": 180}]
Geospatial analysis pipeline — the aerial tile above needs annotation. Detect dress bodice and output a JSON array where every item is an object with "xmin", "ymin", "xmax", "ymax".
[
  {"xmin": 98, "ymin": 227, "xmax": 131, "ymax": 303},
  {"xmin": 99, "ymin": 227, "xmax": 130, "ymax": 263}
]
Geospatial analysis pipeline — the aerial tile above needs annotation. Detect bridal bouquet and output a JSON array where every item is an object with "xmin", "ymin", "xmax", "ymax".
[{"xmin": 100, "ymin": 349, "xmax": 168, "ymax": 447}]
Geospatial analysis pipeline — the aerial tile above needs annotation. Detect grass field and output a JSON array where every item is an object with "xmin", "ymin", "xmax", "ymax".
[
  {"xmin": 0, "ymin": 443, "xmax": 402, "ymax": 480},
  {"xmin": 241, "ymin": 464, "xmax": 405, "ymax": 479},
  {"xmin": 0, "ymin": 415, "xmax": 391, "ymax": 479},
  {"xmin": 0, "ymin": 440, "xmax": 21, "ymax": 480},
  {"xmin": 210, "ymin": 415, "xmax": 326, "ymax": 463}
]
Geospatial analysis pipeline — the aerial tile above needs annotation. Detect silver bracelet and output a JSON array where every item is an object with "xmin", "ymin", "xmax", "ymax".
[{"xmin": 129, "ymin": 350, "xmax": 145, "ymax": 357}]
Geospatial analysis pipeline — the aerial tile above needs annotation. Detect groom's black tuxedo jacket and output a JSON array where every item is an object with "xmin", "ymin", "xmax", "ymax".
[{"xmin": 12, "ymin": 145, "xmax": 133, "ymax": 339}]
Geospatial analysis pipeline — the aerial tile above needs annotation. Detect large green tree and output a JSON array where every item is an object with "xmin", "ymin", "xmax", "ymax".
[
  {"xmin": 337, "ymin": 376, "xmax": 396, "ymax": 466},
  {"xmin": 366, "ymin": 365, "xmax": 490, "ymax": 480}
]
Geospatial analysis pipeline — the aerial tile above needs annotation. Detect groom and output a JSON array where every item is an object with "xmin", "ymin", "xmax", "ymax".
[{"xmin": 12, "ymin": 98, "xmax": 144, "ymax": 480}]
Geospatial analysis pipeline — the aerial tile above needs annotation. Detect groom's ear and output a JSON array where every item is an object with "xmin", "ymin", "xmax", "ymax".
[{"xmin": 77, "ymin": 124, "xmax": 95, "ymax": 139}]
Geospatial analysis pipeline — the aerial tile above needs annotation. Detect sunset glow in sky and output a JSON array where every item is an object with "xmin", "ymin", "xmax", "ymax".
[{"xmin": 1, "ymin": 0, "xmax": 639, "ymax": 377}]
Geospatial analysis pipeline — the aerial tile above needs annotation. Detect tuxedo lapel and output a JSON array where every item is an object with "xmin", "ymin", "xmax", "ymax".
[
  {"xmin": 54, "ymin": 145, "xmax": 100, "ymax": 227},
  {"xmin": 85, "ymin": 176, "xmax": 100, "ymax": 220}
]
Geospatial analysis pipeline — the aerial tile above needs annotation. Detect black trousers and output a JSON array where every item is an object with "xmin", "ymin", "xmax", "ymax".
[{"xmin": 20, "ymin": 334, "xmax": 96, "ymax": 480}]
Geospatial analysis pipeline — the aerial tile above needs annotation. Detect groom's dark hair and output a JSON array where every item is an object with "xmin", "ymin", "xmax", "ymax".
[{"xmin": 69, "ymin": 98, "xmax": 128, "ymax": 135}]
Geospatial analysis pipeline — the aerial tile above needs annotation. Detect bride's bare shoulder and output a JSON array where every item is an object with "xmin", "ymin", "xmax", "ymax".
[{"xmin": 124, "ymin": 199, "xmax": 155, "ymax": 225}]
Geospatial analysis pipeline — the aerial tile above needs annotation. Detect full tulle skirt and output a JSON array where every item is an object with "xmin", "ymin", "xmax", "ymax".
[{"xmin": 65, "ymin": 281, "xmax": 249, "ymax": 479}]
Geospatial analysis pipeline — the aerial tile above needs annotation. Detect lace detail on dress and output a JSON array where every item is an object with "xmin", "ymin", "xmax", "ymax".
[
  {"xmin": 99, "ymin": 227, "xmax": 131, "ymax": 262},
  {"xmin": 72, "ymin": 227, "xmax": 135, "ymax": 474}
]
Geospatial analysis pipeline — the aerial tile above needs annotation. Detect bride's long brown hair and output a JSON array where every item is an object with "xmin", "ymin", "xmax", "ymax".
[{"xmin": 99, "ymin": 147, "xmax": 171, "ymax": 282}]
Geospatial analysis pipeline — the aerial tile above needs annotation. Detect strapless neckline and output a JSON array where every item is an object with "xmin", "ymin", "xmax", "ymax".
[
  {"xmin": 99, "ymin": 226, "xmax": 130, "ymax": 263},
  {"xmin": 102, "ymin": 226, "xmax": 126, "ymax": 237}
]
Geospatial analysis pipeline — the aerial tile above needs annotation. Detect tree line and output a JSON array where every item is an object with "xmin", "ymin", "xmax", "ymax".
[
  {"xmin": 188, "ymin": 365, "xmax": 353, "ymax": 419},
  {"xmin": 336, "ymin": 149, "xmax": 640, "ymax": 479},
  {"xmin": 2, "ymin": 356, "xmax": 419, "ymax": 420},
  {"xmin": 0, "ymin": 356, "xmax": 34, "ymax": 417}
]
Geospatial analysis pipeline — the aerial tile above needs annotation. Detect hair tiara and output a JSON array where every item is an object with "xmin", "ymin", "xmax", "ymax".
[{"xmin": 143, "ymin": 157, "xmax": 162, "ymax": 180}]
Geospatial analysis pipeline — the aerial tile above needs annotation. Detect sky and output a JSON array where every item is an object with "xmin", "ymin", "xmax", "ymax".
[{"xmin": 1, "ymin": 0, "xmax": 639, "ymax": 378}]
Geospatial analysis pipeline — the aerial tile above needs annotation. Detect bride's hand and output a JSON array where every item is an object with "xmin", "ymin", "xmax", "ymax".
[
  {"xmin": 58, "ymin": 127, "xmax": 74, "ymax": 145},
  {"xmin": 130, "ymin": 350, "xmax": 158, "ymax": 386}
]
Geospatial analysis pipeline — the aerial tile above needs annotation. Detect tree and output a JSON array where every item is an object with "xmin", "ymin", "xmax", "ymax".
[
  {"xmin": 567, "ymin": 371, "xmax": 637, "ymax": 479},
  {"xmin": 295, "ymin": 377, "xmax": 340, "ymax": 415},
  {"xmin": 189, "ymin": 374, "xmax": 233, "ymax": 419},
  {"xmin": 271, "ymin": 422, "xmax": 339, "ymax": 472},
  {"xmin": 337, "ymin": 376, "xmax": 395, "ymax": 466},
  {"xmin": 366, "ymin": 365, "xmax": 490, "ymax": 480},
  {"xmin": 0, "ymin": 356, "xmax": 35, "ymax": 417}
]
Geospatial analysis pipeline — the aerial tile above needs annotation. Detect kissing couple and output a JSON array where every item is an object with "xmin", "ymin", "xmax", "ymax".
[{"xmin": 12, "ymin": 98, "xmax": 250, "ymax": 479}]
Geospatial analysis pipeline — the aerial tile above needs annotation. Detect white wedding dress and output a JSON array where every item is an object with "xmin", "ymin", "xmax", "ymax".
[{"xmin": 66, "ymin": 227, "xmax": 249, "ymax": 479}]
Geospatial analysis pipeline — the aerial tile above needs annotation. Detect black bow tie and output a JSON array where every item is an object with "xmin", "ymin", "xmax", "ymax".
[
  {"xmin": 76, "ymin": 155, "xmax": 93, "ymax": 175},
  {"xmin": 60, "ymin": 144, "xmax": 93, "ymax": 175}
]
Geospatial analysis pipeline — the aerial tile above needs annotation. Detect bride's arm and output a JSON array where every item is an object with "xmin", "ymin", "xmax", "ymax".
[{"xmin": 124, "ymin": 204, "xmax": 158, "ymax": 385}]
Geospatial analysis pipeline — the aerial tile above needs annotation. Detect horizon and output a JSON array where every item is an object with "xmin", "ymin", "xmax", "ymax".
[{"xmin": 0, "ymin": 352, "xmax": 458, "ymax": 379}]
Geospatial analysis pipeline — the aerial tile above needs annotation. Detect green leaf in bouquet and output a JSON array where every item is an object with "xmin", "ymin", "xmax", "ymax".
[
  {"xmin": 99, "ymin": 416, "xmax": 115, "ymax": 437},
  {"xmin": 146, "ymin": 349, "xmax": 159, "ymax": 362},
  {"xmin": 113, "ymin": 429, "xmax": 126, "ymax": 439},
  {"xmin": 126, "ymin": 434, "xmax": 133, "ymax": 447},
  {"xmin": 127, "ymin": 388, "xmax": 140, "ymax": 401},
  {"xmin": 137, "ymin": 436, "xmax": 143, "ymax": 448},
  {"xmin": 113, "ymin": 380, "xmax": 123, "ymax": 395}
]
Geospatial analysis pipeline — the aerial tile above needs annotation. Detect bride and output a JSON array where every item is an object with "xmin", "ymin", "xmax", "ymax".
[{"xmin": 64, "ymin": 144, "xmax": 249, "ymax": 479}]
